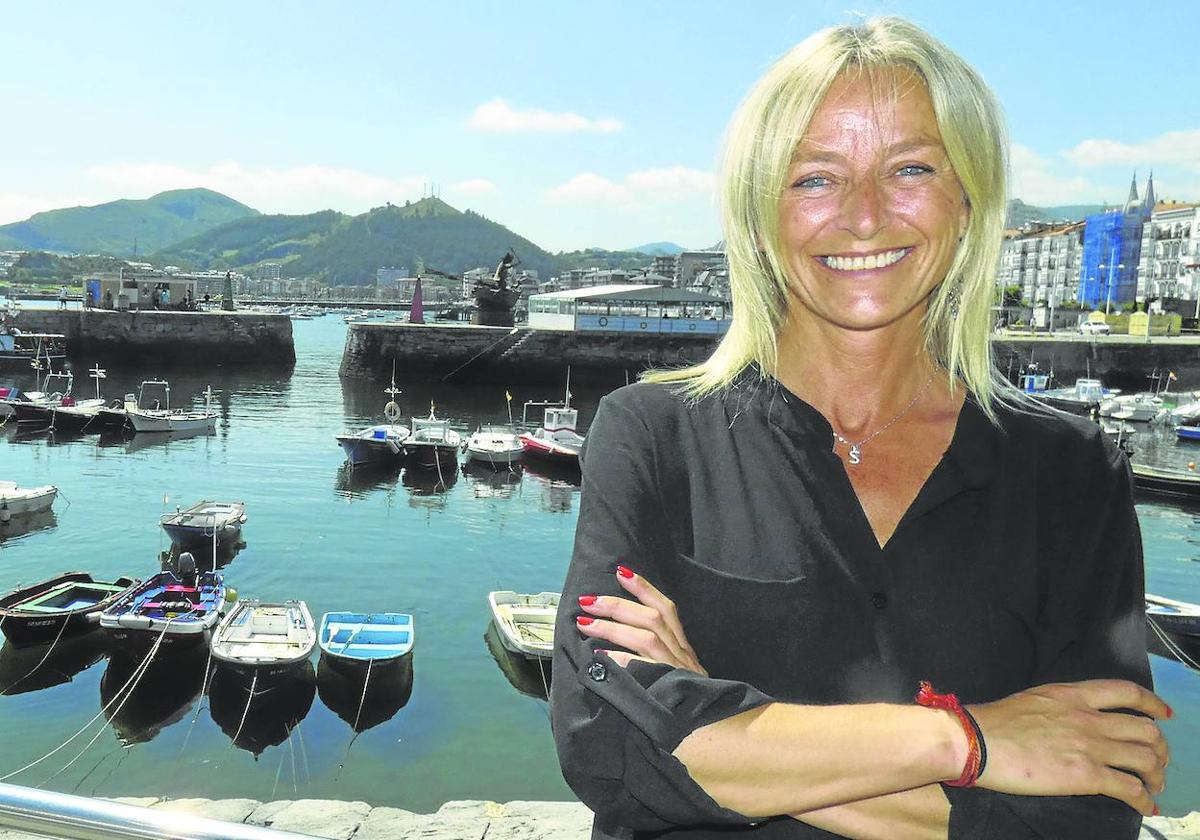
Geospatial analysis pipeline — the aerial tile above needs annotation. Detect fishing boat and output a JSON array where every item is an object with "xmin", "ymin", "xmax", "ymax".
[
  {"xmin": 0, "ymin": 572, "xmax": 139, "ymax": 646},
  {"xmin": 335, "ymin": 373, "xmax": 409, "ymax": 466},
  {"xmin": 1105, "ymin": 394, "xmax": 1165, "ymax": 423},
  {"xmin": 403, "ymin": 407, "xmax": 462, "ymax": 469},
  {"xmin": 519, "ymin": 404, "xmax": 584, "ymax": 465},
  {"xmin": 47, "ymin": 365, "xmax": 111, "ymax": 434},
  {"xmin": 317, "ymin": 612, "xmax": 414, "ymax": 675},
  {"xmin": 0, "ymin": 481, "xmax": 57, "ymax": 519},
  {"xmin": 1034, "ymin": 378, "xmax": 1117, "ymax": 416},
  {"xmin": 8, "ymin": 371, "xmax": 75, "ymax": 427},
  {"xmin": 210, "ymin": 599, "xmax": 317, "ymax": 686},
  {"xmin": 0, "ymin": 329, "xmax": 66, "ymax": 371},
  {"xmin": 99, "ymin": 566, "xmax": 230, "ymax": 654},
  {"xmin": 1145, "ymin": 594, "xmax": 1200, "ymax": 638},
  {"xmin": 487, "ymin": 591, "xmax": 558, "ymax": 661},
  {"xmin": 1130, "ymin": 463, "xmax": 1200, "ymax": 501},
  {"xmin": 125, "ymin": 381, "xmax": 218, "ymax": 433},
  {"xmin": 159, "ymin": 500, "xmax": 247, "ymax": 550},
  {"xmin": 464, "ymin": 424, "xmax": 524, "ymax": 467}
]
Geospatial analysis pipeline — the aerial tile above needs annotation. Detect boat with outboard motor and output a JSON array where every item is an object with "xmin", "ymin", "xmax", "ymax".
[
  {"xmin": 99, "ymin": 559, "xmax": 231, "ymax": 654},
  {"xmin": 211, "ymin": 599, "xmax": 317, "ymax": 686},
  {"xmin": 8, "ymin": 372, "xmax": 77, "ymax": 427},
  {"xmin": 335, "ymin": 373, "xmax": 409, "ymax": 466},
  {"xmin": 0, "ymin": 572, "xmax": 139, "ymax": 646},
  {"xmin": 159, "ymin": 500, "xmax": 247, "ymax": 550}
]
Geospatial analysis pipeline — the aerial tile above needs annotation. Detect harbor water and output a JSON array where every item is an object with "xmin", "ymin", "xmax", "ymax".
[{"xmin": 1, "ymin": 314, "xmax": 1199, "ymax": 815}]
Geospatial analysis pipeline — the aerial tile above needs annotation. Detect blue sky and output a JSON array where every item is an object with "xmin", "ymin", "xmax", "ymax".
[{"xmin": 1, "ymin": 1, "xmax": 1196, "ymax": 251}]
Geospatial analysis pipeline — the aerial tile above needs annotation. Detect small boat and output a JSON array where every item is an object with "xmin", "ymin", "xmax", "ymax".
[
  {"xmin": 1130, "ymin": 463, "xmax": 1200, "ymax": 501},
  {"xmin": 0, "ymin": 330, "xmax": 67, "ymax": 371},
  {"xmin": 1101, "ymin": 393, "xmax": 1165, "ymax": 422},
  {"xmin": 1034, "ymin": 378, "xmax": 1118, "ymax": 416},
  {"xmin": 318, "ymin": 612, "xmax": 414, "ymax": 674},
  {"xmin": 159, "ymin": 500, "xmax": 247, "ymax": 550},
  {"xmin": 99, "ymin": 566, "xmax": 229, "ymax": 654},
  {"xmin": 1145, "ymin": 594, "xmax": 1200, "ymax": 638},
  {"xmin": 8, "ymin": 371, "xmax": 75, "ymax": 427},
  {"xmin": 335, "ymin": 370, "xmax": 410, "ymax": 466},
  {"xmin": 0, "ymin": 572, "xmax": 139, "ymax": 646},
  {"xmin": 211, "ymin": 599, "xmax": 317, "ymax": 686},
  {"xmin": 49, "ymin": 364, "xmax": 111, "ymax": 434},
  {"xmin": 125, "ymin": 381, "xmax": 218, "ymax": 433},
  {"xmin": 519, "ymin": 404, "xmax": 584, "ymax": 465},
  {"xmin": 464, "ymin": 424, "xmax": 524, "ymax": 467},
  {"xmin": 1177, "ymin": 426, "xmax": 1200, "ymax": 442},
  {"xmin": 487, "ymin": 591, "xmax": 559, "ymax": 661},
  {"xmin": 403, "ymin": 407, "xmax": 462, "ymax": 469},
  {"xmin": 0, "ymin": 481, "xmax": 57, "ymax": 518}
]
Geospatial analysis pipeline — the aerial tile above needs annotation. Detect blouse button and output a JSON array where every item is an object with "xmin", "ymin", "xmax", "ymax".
[
  {"xmin": 871, "ymin": 592, "xmax": 888, "ymax": 610},
  {"xmin": 587, "ymin": 661, "xmax": 608, "ymax": 681}
]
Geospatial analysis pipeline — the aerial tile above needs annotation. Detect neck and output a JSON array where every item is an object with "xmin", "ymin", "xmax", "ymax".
[{"xmin": 774, "ymin": 307, "xmax": 941, "ymax": 439}]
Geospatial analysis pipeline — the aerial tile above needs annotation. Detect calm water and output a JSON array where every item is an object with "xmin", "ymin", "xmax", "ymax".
[{"xmin": 1, "ymin": 315, "xmax": 1198, "ymax": 814}]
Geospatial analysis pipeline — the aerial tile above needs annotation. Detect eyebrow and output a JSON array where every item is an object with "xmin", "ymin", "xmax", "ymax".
[{"xmin": 790, "ymin": 139, "xmax": 945, "ymax": 166}]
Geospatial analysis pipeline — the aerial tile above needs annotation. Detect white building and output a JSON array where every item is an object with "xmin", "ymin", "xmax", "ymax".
[
  {"xmin": 527, "ymin": 284, "xmax": 730, "ymax": 335},
  {"xmin": 997, "ymin": 221, "xmax": 1085, "ymax": 305},
  {"xmin": 1139, "ymin": 202, "xmax": 1200, "ymax": 301}
]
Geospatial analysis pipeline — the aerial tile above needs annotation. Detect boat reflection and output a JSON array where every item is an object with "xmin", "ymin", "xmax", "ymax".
[
  {"xmin": 0, "ymin": 509, "xmax": 57, "ymax": 544},
  {"xmin": 208, "ymin": 660, "xmax": 316, "ymax": 757},
  {"xmin": 99, "ymin": 426, "xmax": 215, "ymax": 454},
  {"xmin": 522, "ymin": 460, "xmax": 581, "ymax": 513},
  {"xmin": 0, "ymin": 631, "xmax": 108, "ymax": 695},
  {"xmin": 402, "ymin": 466, "xmax": 457, "ymax": 510},
  {"xmin": 100, "ymin": 645, "xmax": 208, "ymax": 745},
  {"xmin": 159, "ymin": 538, "xmax": 246, "ymax": 573},
  {"xmin": 334, "ymin": 461, "xmax": 402, "ymax": 499},
  {"xmin": 461, "ymin": 461, "xmax": 523, "ymax": 499},
  {"xmin": 484, "ymin": 623, "xmax": 551, "ymax": 701},
  {"xmin": 317, "ymin": 654, "xmax": 414, "ymax": 733}
]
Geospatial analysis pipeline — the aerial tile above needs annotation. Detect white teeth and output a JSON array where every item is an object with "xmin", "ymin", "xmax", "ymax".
[{"xmin": 822, "ymin": 248, "xmax": 909, "ymax": 271}]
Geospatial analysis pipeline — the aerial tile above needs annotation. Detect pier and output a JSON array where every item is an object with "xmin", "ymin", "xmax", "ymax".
[{"xmin": 6, "ymin": 310, "xmax": 295, "ymax": 368}]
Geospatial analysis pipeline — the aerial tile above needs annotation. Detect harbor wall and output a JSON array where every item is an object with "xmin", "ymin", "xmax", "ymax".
[
  {"xmin": 340, "ymin": 323, "xmax": 719, "ymax": 383},
  {"xmin": 8, "ymin": 310, "xmax": 295, "ymax": 368},
  {"xmin": 994, "ymin": 335, "xmax": 1200, "ymax": 390}
]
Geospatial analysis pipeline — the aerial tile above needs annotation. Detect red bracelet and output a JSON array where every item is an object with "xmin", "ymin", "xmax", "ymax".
[{"xmin": 915, "ymin": 681, "xmax": 987, "ymax": 788}]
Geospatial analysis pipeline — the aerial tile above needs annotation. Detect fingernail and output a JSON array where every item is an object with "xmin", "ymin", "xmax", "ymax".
[
  {"xmin": 576, "ymin": 615, "xmax": 595, "ymax": 626},
  {"xmin": 1165, "ymin": 703, "xmax": 1174, "ymax": 719},
  {"xmin": 578, "ymin": 594, "xmax": 597, "ymax": 606},
  {"xmin": 616, "ymin": 565, "xmax": 634, "ymax": 579},
  {"xmin": 1153, "ymin": 805, "xmax": 1160, "ymax": 817},
  {"xmin": 593, "ymin": 648, "xmax": 605, "ymax": 655}
]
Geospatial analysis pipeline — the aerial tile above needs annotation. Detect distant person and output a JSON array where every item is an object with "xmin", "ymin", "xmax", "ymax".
[
  {"xmin": 103, "ymin": 289, "xmax": 114, "ymax": 310},
  {"xmin": 184, "ymin": 288, "xmax": 193, "ymax": 310},
  {"xmin": 161, "ymin": 286, "xmax": 170, "ymax": 309},
  {"xmin": 204, "ymin": 292, "xmax": 211, "ymax": 307},
  {"xmin": 84, "ymin": 287, "xmax": 94, "ymax": 310},
  {"xmin": 57, "ymin": 285, "xmax": 68, "ymax": 310}
]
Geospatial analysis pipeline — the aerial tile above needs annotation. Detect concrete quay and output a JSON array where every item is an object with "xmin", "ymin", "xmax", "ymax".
[
  {"xmin": 0, "ymin": 797, "xmax": 1195, "ymax": 839},
  {"xmin": 7, "ymin": 309, "xmax": 295, "ymax": 368},
  {"xmin": 995, "ymin": 332, "xmax": 1200, "ymax": 390}
]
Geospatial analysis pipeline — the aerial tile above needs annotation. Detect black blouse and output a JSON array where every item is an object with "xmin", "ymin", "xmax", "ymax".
[{"xmin": 550, "ymin": 371, "xmax": 1150, "ymax": 839}]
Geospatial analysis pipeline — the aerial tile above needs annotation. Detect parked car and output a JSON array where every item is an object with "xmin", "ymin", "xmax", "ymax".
[{"xmin": 1079, "ymin": 321, "xmax": 1111, "ymax": 335}]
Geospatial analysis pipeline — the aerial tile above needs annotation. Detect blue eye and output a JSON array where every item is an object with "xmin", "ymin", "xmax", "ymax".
[
  {"xmin": 898, "ymin": 165, "xmax": 933, "ymax": 177},
  {"xmin": 793, "ymin": 175, "xmax": 831, "ymax": 189}
]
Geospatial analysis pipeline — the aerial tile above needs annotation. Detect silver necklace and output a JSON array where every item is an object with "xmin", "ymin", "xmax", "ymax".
[{"xmin": 832, "ymin": 372, "xmax": 936, "ymax": 466}]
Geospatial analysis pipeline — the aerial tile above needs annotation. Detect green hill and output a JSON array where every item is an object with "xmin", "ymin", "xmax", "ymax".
[
  {"xmin": 1006, "ymin": 199, "xmax": 1106, "ymax": 228},
  {"xmin": 155, "ymin": 197, "xmax": 565, "ymax": 284},
  {"xmin": 0, "ymin": 188, "xmax": 259, "ymax": 256}
]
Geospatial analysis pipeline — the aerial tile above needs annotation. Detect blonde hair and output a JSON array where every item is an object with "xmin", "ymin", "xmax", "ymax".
[{"xmin": 646, "ymin": 16, "xmax": 1011, "ymax": 417}]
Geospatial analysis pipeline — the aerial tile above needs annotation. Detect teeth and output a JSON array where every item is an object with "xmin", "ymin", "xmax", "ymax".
[{"xmin": 822, "ymin": 248, "xmax": 909, "ymax": 271}]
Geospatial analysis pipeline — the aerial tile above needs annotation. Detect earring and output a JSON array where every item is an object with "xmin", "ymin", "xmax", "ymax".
[{"xmin": 948, "ymin": 283, "xmax": 961, "ymax": 318}]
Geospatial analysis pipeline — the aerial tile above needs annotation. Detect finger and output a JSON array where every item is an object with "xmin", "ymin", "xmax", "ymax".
[
  {"xmin": 598, "ymin": 650, "xmax": 657, "ymax": 669},
  {"xmin": 576, "ymin": 616, "xmax": 680, "ymax": 665},
  {"xmin": 578, "ymin": 595, "xmax": 689, "ymax": 663},
  {"xmin": 1100, "ymin": 741, "xmax": 1166, "ymax": 795},
  {"xmin": 614, "ymin": 566, "xmax": 696, "ymax": 658},
  {"xmin": 1073, "ymin": 680, "xmax": 1172, "ymax": 720},
  {"xmin": 1096, "ymin": 766, "xmax": 1156, "ymax": 817},
  {"xmin": 1102, "ymin": 713, "xmax": 1170, "ymax": 767}
]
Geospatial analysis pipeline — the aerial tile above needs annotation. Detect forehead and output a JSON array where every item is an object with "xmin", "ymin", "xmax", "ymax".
[{"xmin": 794, "ymin": 65, "xmax": 944, "ymax": 158}]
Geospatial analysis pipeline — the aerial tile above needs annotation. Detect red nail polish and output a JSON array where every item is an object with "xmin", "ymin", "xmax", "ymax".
[
  {"xmin": 593, "ymin": 648, "xmax": 605, "ymax": 655},
  {"xmin": 1153, "ymin": 805, "xmax": 1160, "ymax": 817},
  {"xmin": 616, "ymin": 565, "xmax": 634, "ymax": 579},
  {"xmin": 576, "ymin": 615, "xmax": 595, "ymax": 626},
  {"xmin": 1165, "ymin": 703, "xmax": 1174, "ymax": 719},
  {"xmin": 578, "ymin": 595, "xmax": 597, "ymax": 606}
]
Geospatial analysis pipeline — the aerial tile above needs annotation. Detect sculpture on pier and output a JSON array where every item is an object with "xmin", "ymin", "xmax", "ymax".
[{"xmin": 426, "ymin": 251, "xmax": 523, "ymax": 327}]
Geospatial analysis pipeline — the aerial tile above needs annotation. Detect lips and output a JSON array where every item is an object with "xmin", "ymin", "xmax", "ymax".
[{"xmin": 818, "ymin": 247, "xmax": 912, "ymax": 272}]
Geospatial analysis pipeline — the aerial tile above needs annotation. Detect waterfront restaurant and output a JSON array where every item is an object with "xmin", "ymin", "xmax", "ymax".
[{"xmin": 526, "ymin": 284, "xmax": 731, "ymax": 335}]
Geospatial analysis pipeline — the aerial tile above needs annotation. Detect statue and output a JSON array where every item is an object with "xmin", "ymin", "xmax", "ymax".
[{"xmin": 426, "ymin": 251, "xmax": 523, "ymax": 327}]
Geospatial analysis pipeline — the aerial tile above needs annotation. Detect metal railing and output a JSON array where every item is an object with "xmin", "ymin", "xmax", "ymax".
[{"xmin": 0, "ymin": 782, "xmax": 316, "ymax": 840}]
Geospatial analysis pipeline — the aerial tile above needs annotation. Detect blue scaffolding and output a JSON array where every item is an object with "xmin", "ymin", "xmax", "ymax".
[{"xmin": 1079, "ymin": 211, "xmax": 1143, "ymax": 309}]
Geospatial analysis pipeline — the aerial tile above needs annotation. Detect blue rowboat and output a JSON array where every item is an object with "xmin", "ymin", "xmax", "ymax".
[
  {"xmin": 1177, "ymin": 425, "xmax": 1200, "ymax": 442},
  {"xmin": 318, "ymin": 612, "xmax": 414, "ymax": 673}
]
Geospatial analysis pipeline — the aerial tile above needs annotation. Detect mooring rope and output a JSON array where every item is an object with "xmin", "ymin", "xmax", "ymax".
[
  {"xmin": 1148, "ymin": 617, "xmax": 1200, "ymax": 672},
  {"xmin": 228, "ymin": 670, "xmax": 260, "ymax": 749},
  {"xmin": 440, "ymin": 327, "xmax": 521, "ymax": 383},
  {"xmin": 0, "ymin": 612, "xmax": 71, "ymax": 695},
  {"xmin": 351, "ymin": 659, "xmax": 373, "ymax": 733},
  {"xmin": 0, "ymin": 617, "xmax": 173, "ymax": 782}
]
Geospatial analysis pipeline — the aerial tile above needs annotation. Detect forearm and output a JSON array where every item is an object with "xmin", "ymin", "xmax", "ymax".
[
  {"xmin": 673, "ymin": 701, "xmax": 964, "ymax": 817},
  {"xmin": 794, "ymin": 784, "xmax": 949, "ymax": 840}
]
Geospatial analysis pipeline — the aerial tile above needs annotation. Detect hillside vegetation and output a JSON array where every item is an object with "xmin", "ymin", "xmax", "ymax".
[{"xmin": 0, "ymin": 188, "xmax": 258, "ymax": 255}]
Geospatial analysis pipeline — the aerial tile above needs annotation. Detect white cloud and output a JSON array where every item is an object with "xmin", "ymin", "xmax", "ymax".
[
  {"xmin": 0, "ymin": 193, "xmax": 102, "ymax": 225},
  {"xmin": 84, "ymin": 161, "xmax": 426, "ymax": 215},
  {"xmin": 1064, "ymin": 129, "xmax": 1200, "ymax": 172},
  {"xmin": 546, "ymin": 166, "xmax": 714, "ymax": 206},
  {"xmin": 1009, "ymin": 143, "xmax": 1097, "ymax": 205},
  {"xmin": 448, "ymin": 178, "xmax": 497, "ymax": 195},
  {"xmin": 467, "ymin": 98, "xmax": 622, "ymax": 133}
]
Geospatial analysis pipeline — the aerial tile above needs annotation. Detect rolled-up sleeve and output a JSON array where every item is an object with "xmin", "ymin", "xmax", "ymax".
[
  {"xmin": 944, "ymin": 441, "xmax": 1150, "ymax": 839},
  {"xmin": 550, "ymin": 394, "xmax": 776, "ymax": 832}
]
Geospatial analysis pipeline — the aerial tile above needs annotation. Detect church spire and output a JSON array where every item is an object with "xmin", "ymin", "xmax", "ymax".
[
  {"xmin": 1144, "ymin": 170, "xmax": 1156, "ymax": 213},
  {"xmin": 1123, "ymin": 171, "xmax": 1139, "ymax": 213}
]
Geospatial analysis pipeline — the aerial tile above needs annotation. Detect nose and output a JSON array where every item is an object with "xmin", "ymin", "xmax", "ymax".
[{"xmin": 838, "ymin": 177, "xmax": 889, "ymax": 240}]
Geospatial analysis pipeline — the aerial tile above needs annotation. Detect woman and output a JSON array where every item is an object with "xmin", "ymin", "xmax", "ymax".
[{"xmin": 550, "ymin": 17, "xmax": 1169, "ymax": 840}]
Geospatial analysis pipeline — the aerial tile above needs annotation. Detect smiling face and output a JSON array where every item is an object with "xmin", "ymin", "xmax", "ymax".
[{"xmin": 777, "ymin": 65, "xmax": 969, "ymax": 336}]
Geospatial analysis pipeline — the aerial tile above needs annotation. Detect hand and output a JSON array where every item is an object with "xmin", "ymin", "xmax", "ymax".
[
  {"xmin": 969, "ymin": 679, "xmax": 1170, "ymax": 816},
  {"xmin": 575, "ymin": 565, "xmax": 707, "ymax": 676}
]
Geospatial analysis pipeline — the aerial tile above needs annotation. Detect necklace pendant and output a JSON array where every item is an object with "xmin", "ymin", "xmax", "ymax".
[{"xmin": 848, "ymin": 444, "xmax": 861, "ymax": 465}]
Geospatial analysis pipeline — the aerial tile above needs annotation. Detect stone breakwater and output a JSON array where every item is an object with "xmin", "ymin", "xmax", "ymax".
[
  {"xmin": 9, "ymin": 309, "xmax": 295, "ymax": 367},
  {"xmin": 0, "ymin": 798, "xmax": 1195, "ymax": 839}
]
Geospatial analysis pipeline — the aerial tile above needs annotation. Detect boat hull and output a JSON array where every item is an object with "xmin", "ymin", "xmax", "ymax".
[
  {"xmin": 404, "ymin": 443, "xmax": 459, "ymax": 469},
  {"xmin": 210, "ymin": 600, "xmax": 317, "ymax": 688},
  {"xmin": 0, "ymin": 486, "xmax": 57, "ymax": 517},
  {"xmin": 1177, "ymin": 426, "xmax": 1200, "ymax": 442},
  {"xmin": 127, "ymin": 411, "xmax": 216, "ymax": 433},
  {"xmin": 1131, "ymin": 465, "xmax": 1200, "ymax": 500},
  {"xmin": 519, "ymin": 435, "xmax": 581, "ymax": 466},
  {"xmin": 10, "ymin": 402, "xmax": 53, "ymax": 427},
  {"xmin": 336, "ymin": 435, "xmax": 403, "ymax": 466},
  {"xmin": 0, "ymin": 573, "xmax": 138, "ymax": 646}
]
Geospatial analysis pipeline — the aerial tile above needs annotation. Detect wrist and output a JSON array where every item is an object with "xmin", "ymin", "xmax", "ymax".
[{"xmin": 924, "ymin": 706, "xmax": 970, "ymax": 783}]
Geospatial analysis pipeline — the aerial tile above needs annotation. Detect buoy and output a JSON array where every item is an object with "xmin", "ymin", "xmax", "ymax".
[
  {"xmin": 1189, "ymin": 462, "xmax": 1196, "ymax": 471},
  {"xmin": 384, "ymin": 401, "xmax": 402, "ymax": 423},
  {"xmin": 225, "ymin": 587, "xmax": 238, "ymax": 602},
  {"xmin": 0, "ymin": 503, "xmax": 9, "ymax": 524}
]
